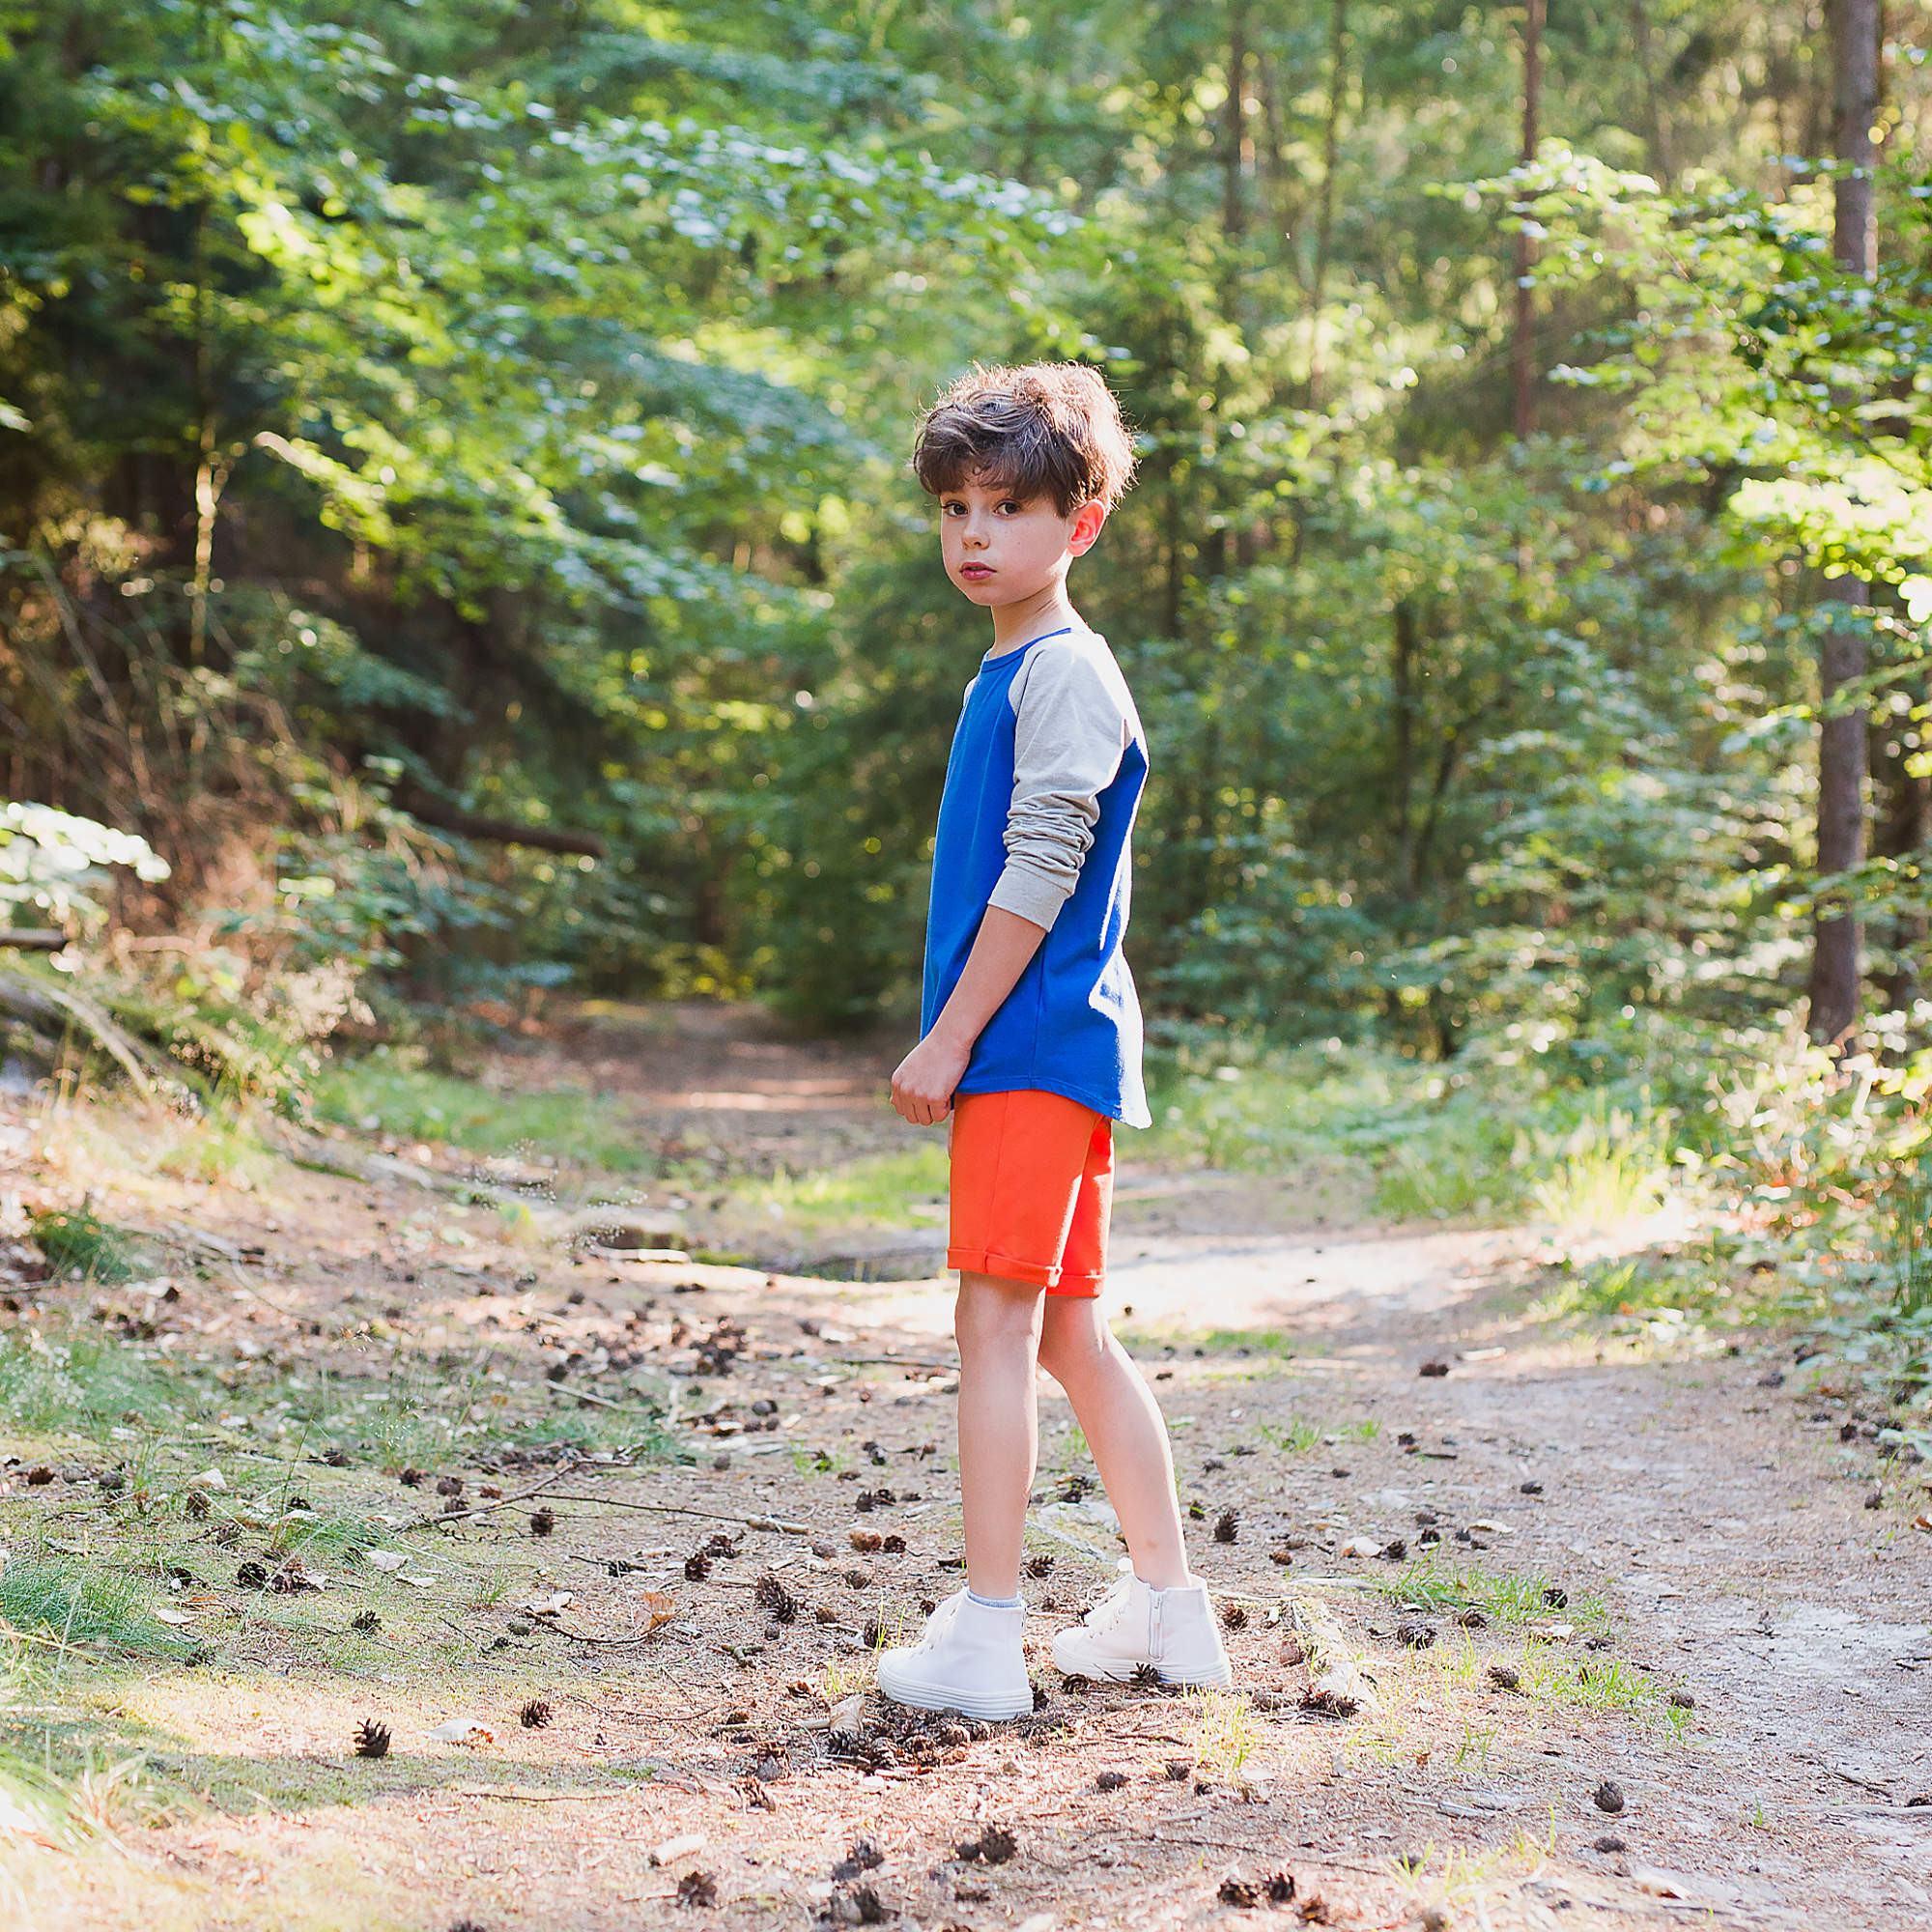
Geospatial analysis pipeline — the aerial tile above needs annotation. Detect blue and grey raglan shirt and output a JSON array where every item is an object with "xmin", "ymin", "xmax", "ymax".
[{"xmin": 920, "ymin": 624, "xmax": 1151, "ymax": 1128}]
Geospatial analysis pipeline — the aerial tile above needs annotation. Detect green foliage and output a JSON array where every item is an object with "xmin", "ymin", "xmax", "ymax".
[{"xmin": 26, "ymin": 1208, "xmax": 142, "ymax": 1287}]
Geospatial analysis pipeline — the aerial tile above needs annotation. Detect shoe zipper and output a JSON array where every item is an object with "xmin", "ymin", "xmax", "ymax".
[{"xmin": 1151, "ymin": 1591, "xmax": 1163, "ymax": 1662}]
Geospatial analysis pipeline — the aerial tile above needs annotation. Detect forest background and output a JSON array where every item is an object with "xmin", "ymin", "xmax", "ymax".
[{"xmin": 1, "ymin": 0, "xmax": 1929, "ymax": 1402}]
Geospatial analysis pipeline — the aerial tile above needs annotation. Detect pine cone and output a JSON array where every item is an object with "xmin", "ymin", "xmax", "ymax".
[
  {"xmin": 353, "ymin": 1718, "xmax": 390, "ymax": 1759},
  {"xmin": 1131, "ymin": 1662, "xmax": 1162, "ymax": 1688},
  {"xmin": 1213, "ymin": 1508, "xmax": 1239, "ymax": 1544},
  {"xmin": 351, "ymin": 1609, "xmax": 381, "ymax": 1634},
  {"xmin": 684, "ymin": 1551, "xmax": 713, "ymax": 1581},
  {"xmin": 520, "ymin": 1699, "xmax": 553, "ymax": 1730},
  {"xmin": 676, "ymin": 1869, "xmax": 718, "ymax": 1907},
  {"xmin": 753, "ymin": 1574, "xmax": 797, "ymax": 1623},
  {"xmin": 528, "ymin": 1507, "xmax": 556, "ymax": 1537},
  {"xmin": 435, "ymin": 1475, "xmax": 465, "ymax": 1496},
  {"xmin": 185, "ymin": 1489, "xmax": 210, "ymax": 1520},
  {"xmin": 398, "ymin": 1467, "xmax": 428, "ymax": 1489},
  {"xmin": 1024, "ymin": 1552, "xmax": 1054, "ymax": 1578},
  {"xmin": 1221, "ymin": 1603, "xmax": 1249, "ymax": 1631}
]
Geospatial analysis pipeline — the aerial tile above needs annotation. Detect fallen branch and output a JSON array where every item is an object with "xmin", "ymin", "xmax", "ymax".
[
  {"xmin": 396, "ymin": 789, "xmax": 607, "ymax": 860},
  {"xmin": 269, "ymin": 1125, "xmax": 541, "ymax": 1211},
  {"xmin": 408, "ymin": 1468, "xmax": 574, "ymax": 1530},
  {"xmin": 0, "ymin": 967, "xmax": 177, "ymax": 1100},
  {"xmin": 0, "ymin": 929, "xmax": 65, "ymax": 952},
  {"xmin": 542, "ymin": 1492, "xmax": 810, "ymax": 1534}
]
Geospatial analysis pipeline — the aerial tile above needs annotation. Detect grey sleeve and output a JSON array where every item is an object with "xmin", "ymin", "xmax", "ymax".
[{"xmin": 985, "ymin": 644, "xmax": 1131, "ymax": 932}]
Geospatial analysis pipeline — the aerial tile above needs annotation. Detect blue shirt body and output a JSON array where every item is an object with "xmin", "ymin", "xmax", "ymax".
[{"xmin": 920, "ymin": 626, "xmax": 1151, "ymax": 1128}]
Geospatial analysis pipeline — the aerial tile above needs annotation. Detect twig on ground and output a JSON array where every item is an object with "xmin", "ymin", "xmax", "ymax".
[
  {"xmin": 544, "ymin": 1380, "xmax": 629, "ymax": 1411},
  {"xmin": 537, "ymin": 1622, "xmax": 672, "ymax": 1649},
  {"xmin": 408, "ymin": 1468, "xmax": 573, "ymax": 1529},
  {"xmin": 542, "ymin": 1493, "xmax": 810, "ymax": 1534},
  {"xmin": 829, "ymin": 1355, "xmax": 954, "ymax": 1371},
  {"xmin": 448, "ymin": 1787, "xmax": 642, "ymax": 1804}
]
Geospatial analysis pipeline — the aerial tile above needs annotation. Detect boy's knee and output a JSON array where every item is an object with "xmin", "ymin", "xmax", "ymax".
[{"xmin": 953, "ymin": 1271, "xmax": 1043, "ymax": 1351}]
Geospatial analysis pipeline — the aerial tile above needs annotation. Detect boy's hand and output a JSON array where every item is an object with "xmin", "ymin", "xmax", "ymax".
[{"xmin": 890, "ymin": 1032, "xmax": 972, "ymax": 1126}]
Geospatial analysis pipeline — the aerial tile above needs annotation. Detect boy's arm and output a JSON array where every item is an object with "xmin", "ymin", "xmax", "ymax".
[
  {"xmin": 892, "ymin": 906, "xmax": 1046, "ymax": 1125},
  {"xmin": 891, "ymin": 644, "xmax": 1130, "ymax": 1126}
]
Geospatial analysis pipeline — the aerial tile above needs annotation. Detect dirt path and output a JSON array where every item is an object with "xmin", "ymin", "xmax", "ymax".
[{"xmin": 4, "ymin": 1002, "xmax": 1928, "ymax": 1931}]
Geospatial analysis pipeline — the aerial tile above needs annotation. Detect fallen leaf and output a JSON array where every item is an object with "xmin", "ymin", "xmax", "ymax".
[
  {"xmin": 521, "ymin": 1591, "xmax": 575, "ymax": 1617},
  {"xmin": 425, "ymin": 1719, "xmax": 498, "ymax": 1747},
  {"xmin": 154, "ymin": 1607, "xmax": 198, "ymax": 1626},
  {"xmin": 651, "ymin": 1831, "xmax": 708, "ymax": 1866},
  {"xmin": 365, "ymin": 1549, "xmax": 408, "ymax": 1573}
]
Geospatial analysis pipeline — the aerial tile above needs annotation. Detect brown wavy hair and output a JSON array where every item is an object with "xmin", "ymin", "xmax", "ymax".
[{"xmin": 909, "ymin": 361, "xmax": 1139, "ymax": 519}]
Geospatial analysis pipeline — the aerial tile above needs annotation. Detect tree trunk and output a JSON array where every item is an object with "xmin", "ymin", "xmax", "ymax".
[
  {"xmin": 1305, "ymin": 0, "xmax": 1350, "ymax": 409},
  {"xmin": 1392, "ymin": 596, "xmax": 1418, "ymax": 889},
  {"xmin": 1805, "ymin": 0, "xmax": 1880, "ymax": 1048},
  {"xmin": 1629, "ymin": 0, "xmax": 1674, "ymax": 181},
  {"xmin": 1512, "ymin": 0, "xmax": 1545, "ymax": 442},
  {"xmin": 1871, "ymin": 671, "xmax": 1929, "ymax": 1015}
]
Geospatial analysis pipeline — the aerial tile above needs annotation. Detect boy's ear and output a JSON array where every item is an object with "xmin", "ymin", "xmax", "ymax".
[{"xmin": 1067, "ymin": 501, "xmax": 1106, "ymax": 555}]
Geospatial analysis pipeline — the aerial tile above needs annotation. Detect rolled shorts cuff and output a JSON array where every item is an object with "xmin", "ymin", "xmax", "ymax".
[{"xmin": 947, "ymin": 1245, "xmax": 1104, "ymax": 1296}]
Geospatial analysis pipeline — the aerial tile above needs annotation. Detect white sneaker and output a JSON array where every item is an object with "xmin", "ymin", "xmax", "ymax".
[
  {"xmin": 874, "ymin": 1587, "xmax": 1034, "ymax": 1720},
  {"xmin": 1051, "ymin": 1556, "xmax": 1234, "ymax": 1689}
]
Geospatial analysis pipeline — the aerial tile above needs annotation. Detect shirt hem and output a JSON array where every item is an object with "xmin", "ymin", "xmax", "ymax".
[{"xmin": 952, "ymin": 1071, "xmax": 1151, "ymax": 1130}]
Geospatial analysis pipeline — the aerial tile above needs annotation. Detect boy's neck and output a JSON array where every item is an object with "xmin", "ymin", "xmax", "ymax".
[{"xmin": 986, "ymin": 587, "xmax": 1085, "ymax": 656}]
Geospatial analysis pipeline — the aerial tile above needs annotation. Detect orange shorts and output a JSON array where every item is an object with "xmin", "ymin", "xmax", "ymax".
[{"xmin": 947, "ymin": 1088, "xmax": 1114, "ymax": 1295}]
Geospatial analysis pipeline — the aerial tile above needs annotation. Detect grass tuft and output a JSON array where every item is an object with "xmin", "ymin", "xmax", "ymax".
[
  {"xmin": 0, "ymin": 1556, "xmax": 201, "ymax": 1663},
  {"xmin": 27, "ymin": 1207, "xmax": 141, "ymax": 1285},
  {"xmin": 1377, "ymin": 1559, "xmax": 1609, "ymax": 1634}
]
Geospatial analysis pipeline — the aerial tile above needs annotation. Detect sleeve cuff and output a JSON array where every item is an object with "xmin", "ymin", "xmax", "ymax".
[{"xmin": 987, "ymin": 866, "xmax": 1068, "ymax": 932}]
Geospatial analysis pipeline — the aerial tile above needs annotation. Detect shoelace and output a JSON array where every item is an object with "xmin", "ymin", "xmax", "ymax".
[
  {"xmin": 1082, "ymin": 1559, "xmax": 1138, "ymax": 1632},
  {"xmin": 911, "ymin": 1593, "xmax": 965, "ymax": 1652}
]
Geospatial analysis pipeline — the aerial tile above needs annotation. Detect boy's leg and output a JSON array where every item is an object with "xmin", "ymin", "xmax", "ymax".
[
  {"xmin": 953, "ymin": 1267, "xmax": 1046, "ymax": 1602},
  {"xmin": 1037, "ymin": 1293, "xmax": 1192, "ymax": 1591}
]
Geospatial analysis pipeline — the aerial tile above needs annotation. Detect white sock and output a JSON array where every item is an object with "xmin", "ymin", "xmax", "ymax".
[{"xmin": 966, "ymin": 1587, "xmax": 1022, "ymax": 1609}]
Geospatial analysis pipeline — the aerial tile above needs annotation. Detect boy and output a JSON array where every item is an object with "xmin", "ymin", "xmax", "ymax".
[{"xmin": 877, "ymin": 361, "xmax": 1233, "ymax": 1720}]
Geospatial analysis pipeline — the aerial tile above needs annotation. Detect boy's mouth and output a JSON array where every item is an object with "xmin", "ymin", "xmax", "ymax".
[{"xmin": 959, "ymin": 564, "xmax": 994, "ymax": 580}]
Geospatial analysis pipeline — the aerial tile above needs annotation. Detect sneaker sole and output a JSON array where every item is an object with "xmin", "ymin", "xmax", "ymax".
[
  {"xmin": 875, "ymin": 1662, "xmax": 1034, "ymax": 1721},
  {"xmin": 1052, "ymin": 1639, "xmax": 1234, "ymax": 1690}
]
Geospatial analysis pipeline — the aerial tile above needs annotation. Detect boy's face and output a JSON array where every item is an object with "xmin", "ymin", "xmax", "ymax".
[{"xmin": 938, "ymin": 470, "xmax": 1105, "ymax": 608}]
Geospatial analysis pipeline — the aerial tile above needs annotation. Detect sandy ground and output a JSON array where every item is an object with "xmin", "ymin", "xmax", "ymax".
[{"xmin": 2, "ymin": 1000, "xmax": 1928, "ymax": 1931}]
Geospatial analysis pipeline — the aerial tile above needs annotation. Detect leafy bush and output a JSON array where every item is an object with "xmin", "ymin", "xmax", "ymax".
[{"xmin": 0, "ymin": 803, "xmax": 169, "ymax": 937}]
